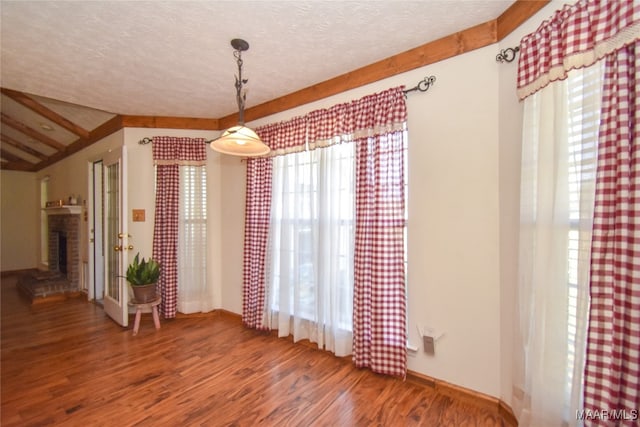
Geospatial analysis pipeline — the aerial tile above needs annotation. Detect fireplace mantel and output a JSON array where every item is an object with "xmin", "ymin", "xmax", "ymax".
[{"xmin": 44, "ymin": 206, "xmax": 82, "ymax": 215}]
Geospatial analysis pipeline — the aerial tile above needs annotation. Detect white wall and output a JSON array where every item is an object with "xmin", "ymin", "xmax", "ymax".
[
  {"xmin": 0, "ymin": 170, "xmax": 38, "ymax": 271},
  {"xmin": 218, "ymin": 1, "xmax": 567, "ymax": 400},
  {"xmin": 221, "ymin": 45, "xmax": 502, "ymax": 396}
]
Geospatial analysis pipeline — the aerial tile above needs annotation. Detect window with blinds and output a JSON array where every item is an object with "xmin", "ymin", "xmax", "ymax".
[
  {"xmin": 177, "ymin": 165, "xmax": 207, "ymax": 313},
  {"xmin": 565, "ymin": 64, "xmax": 601, "ymax": 413}
]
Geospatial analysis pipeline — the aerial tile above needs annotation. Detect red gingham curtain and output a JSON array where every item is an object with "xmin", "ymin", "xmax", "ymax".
[
  {"xmin": 517, "ymin": 0, "xmax": 640, "ymax": 420},
  {"xmin": 352, "ymin": 87, "xmax": 408, "ymax": 378},
  {"xmin": 256, "ymin": 116, "xmax": 307, "ymax": 156},
  {"xmin": 517, "ymin": 0, "xmax": 640, "ymax": 100},
  {"xmin": 584, "ymin": 41, "xmax": 640, "ymax": 422},
  {"xmin": 152, "ymin": 136, "xmax": 206, "ymax": 318},
  {"xmin": 244, "ymin": 87, "xmax": 408, "ymax": 377},
  {"xmin": 242, "ymin": 157, "xmax": 273, "ymax": 329}
]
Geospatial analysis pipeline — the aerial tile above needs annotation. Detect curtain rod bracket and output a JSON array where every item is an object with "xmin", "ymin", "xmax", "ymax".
[
  {"xmin": 496, "ymin": 46, "xmax": 520, "ymax": 63},
  {"xmin": 403, "ymin": 76, "xmax": 436, "ymax": 97}
]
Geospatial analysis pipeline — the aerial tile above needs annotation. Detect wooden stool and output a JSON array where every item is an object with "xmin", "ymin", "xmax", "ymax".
[{"xmin": 128, "ymin": 296, "xmax": 161, "ymax": 336}]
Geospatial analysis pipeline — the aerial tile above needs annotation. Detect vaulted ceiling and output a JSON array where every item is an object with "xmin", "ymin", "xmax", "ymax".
[{"xmin": 0, "ymin": 0, "xmax": 549, "ymax": 171}]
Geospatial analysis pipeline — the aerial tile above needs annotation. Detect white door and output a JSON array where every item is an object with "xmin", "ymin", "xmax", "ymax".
[{"xmin": 103, "ymin": 147, "xmax": 129, "ymax": 327}]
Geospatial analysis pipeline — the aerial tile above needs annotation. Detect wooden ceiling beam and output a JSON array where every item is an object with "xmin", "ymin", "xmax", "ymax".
[
  {"xmin": 0, "ymin": 159, "xmax": 36, "ymax": 171},
  {"xmin": 35, "ymin": 115, "xmax": 124, "ymax": 170},
  {"xmin": 0, "ymin": 133, "xmax": 48, "ymax": 160},
  {"xmin": 0, "ymin": 113, "xmax": 66, "ymax": 151},
  {"xmin": 0, "ymin": 148, "xmax": 29, "ymax": 163},
  {"xmin": 497, "ymin": 0, "xmax": 550, "ymax": 41},
  {"xmin": 1, "ymin": 88, "xmax": 91, "ymax": 139}
]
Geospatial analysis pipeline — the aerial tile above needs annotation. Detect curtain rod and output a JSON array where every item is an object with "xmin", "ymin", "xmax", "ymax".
[
  {"xmin": 138, "ymin": 76, "xmax": 437, "ymax": 145},
  {"xmin": 138, "ymin": 137, "xmax": 211, "ymax": 145}
]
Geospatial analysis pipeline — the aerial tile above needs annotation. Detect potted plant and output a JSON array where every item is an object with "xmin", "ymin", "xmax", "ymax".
[{"xmin": 126, "ymin": 253, "xmax": 161, "ymax": 303}]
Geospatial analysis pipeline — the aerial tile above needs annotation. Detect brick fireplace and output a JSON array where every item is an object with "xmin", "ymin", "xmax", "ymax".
[
  {"xmin": 48, "ymin": 213, "xmax": 81, "ymax": 289},
  {"xmin": 17, "ymin": 207, "xmax": 83, "ymax": 303}
]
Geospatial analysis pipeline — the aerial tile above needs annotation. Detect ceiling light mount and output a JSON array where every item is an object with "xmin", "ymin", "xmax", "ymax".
[
  {"xmin": 230, "ymin": 38, "xmax": 249, "ymax": 52},
  {"xmin": 210, "ymin": 38, "xmax": 270, "ymax": 157}
]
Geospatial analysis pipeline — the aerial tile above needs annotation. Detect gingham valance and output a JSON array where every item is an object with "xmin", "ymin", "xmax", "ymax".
[
  {"xmin": 517, "ymin": 0, "xmax": 640, "ymax": 100},
  {"xmin": 255, "ymin": 86, "xmax": 407, "ymax": 156},
  {"xmin": 256, "ymin": 116, "xmax": 307, "ymax": 157},
  {"xmin": 152, "ymin": 136, "xmax": 207, "ymax": 166}
]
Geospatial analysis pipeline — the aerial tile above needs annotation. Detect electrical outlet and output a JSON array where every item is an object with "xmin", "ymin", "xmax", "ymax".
[{"xmin": 423, "ymin": 335, "xmax": 435, "ymax": 355}]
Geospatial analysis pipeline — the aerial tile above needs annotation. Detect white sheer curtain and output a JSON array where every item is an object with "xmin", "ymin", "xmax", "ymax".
[
  {"xmin": 515, "ymin": 64, "xmax": 602, "ymax": 426},
  {"xmin": 265, "ymin": 143, "xmax": 354, "ymax": 357},
  {"xmin": 177, "ymin": 165, "xmax": 212, "ymax": 313}
]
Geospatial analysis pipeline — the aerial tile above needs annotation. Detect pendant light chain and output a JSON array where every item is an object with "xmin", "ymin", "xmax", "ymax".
[{"xmin": 234, "ymin": 49, "xmax": 247, "ymax": 125}]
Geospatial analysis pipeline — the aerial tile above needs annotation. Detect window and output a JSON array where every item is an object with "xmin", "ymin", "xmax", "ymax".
[
  {"xmin": 268, "ymin": 143, "xmax": 355, "ymax": 333},
  {"xmin": 565, "ymin": 65, "xmax": 601, "ymax": 414},
  {"xmin": 177, "ymin": 165, "xmax": 208, "ymax": 313},
  {"xmin": 518, "ymin": 63, "xmax": 602, "ymax": 422},
  {"xmin": 266, "ymin": 130, "xmax": 408, "ymax": 355}
]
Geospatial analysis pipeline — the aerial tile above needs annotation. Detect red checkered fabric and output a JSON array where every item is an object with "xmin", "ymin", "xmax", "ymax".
[
  {"xmin": 152, "ymin": 136, "xmax": 206, "ymax": 318},
  {"xmin": 307, "ymin": 87, "xmax": 408, "ymax": 149},
  {"xmin": 584, "ymin": 40, "xmax": 640, "ymax": 424},
  {"xmin": 517, "ymin": 0, "xmax": 640, "ymax": 100},
  {"xmin": 352, "ymin": 87, "xmax": 408, "ymax": 378},
  {"xmin": 242, "ymin": 157, "xmax": 273, "ymax": 330},
  {"xmin": 256, "ymin": 116, "xmax": 307, "ymax": 156},
  {"xmin": 152, "ymin": 136, "xmax": 207, "ymax": 165},
  {"xmin": 255, "ymin": 87, "xmax": 408, "ymax": 154}
]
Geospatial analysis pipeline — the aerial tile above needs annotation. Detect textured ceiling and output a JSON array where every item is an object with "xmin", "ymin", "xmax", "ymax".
[{"xmin": 1, "ymin": 0, "xmax": 513, "ymax": 119}]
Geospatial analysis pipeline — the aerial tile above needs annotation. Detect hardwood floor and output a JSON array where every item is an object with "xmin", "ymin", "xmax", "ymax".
[{"xmin": 1, "ymin": 275, "xmax": 506, "ymax": 426}]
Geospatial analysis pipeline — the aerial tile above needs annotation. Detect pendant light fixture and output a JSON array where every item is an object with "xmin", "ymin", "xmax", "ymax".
[{"xmin": 210, "ymin": 39, "xmax": 270, "ymax": 157}]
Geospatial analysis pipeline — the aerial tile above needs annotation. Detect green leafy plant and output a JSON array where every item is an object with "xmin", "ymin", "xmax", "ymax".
[{"xmin": 126, "ymin": 253, "xmax": 161, "ymax": 286}]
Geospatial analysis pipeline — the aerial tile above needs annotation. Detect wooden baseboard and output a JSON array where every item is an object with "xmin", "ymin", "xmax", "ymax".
[
  {"xmin": 499, "ymin": 399, "xmax": 518, "ymax": 427},
  {"xmin": 406, "ymin": 370, "xmax": 517, "ymax": 427}
]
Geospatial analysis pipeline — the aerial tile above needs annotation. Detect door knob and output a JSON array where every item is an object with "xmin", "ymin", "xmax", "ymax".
[
  {"xmin": 114, "ymin": 245, "xmax": 122, "ymax": 252},
  {"xmin": 125, "ymin": 245, "xmax": 134, "ymax": 251}
]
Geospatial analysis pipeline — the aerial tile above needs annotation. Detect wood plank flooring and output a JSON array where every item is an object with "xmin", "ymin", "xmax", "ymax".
[{"xmin": 1, "ymin": 275, "xmax": 506, "ymax": 426}]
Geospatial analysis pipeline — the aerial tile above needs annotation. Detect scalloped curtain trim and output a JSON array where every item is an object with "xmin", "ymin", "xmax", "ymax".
[
  {"xmin": 255, "ymin": 87, "xmax": 407, "ymax": 157},
  {"xmin": 154, "ymin": 159, "xmax": 206, "ymax": 166},
  {"xmin": 516, "ymin": 0, "xmax": 640, "ymax": 100}
]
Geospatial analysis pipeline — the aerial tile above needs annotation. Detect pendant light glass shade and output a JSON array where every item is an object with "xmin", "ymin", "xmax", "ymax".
[{"xmin": 210, "ymin": 125, "xmax": 270, "ymax": 156}]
